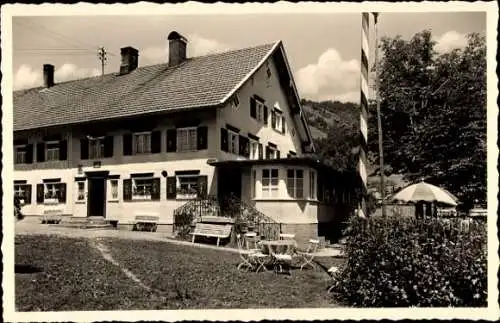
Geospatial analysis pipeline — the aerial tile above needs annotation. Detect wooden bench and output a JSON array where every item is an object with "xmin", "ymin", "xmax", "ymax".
[
  {"xmin": 133, "ymin": 215, "xmax": 160, "ymax": 232},
  {"xmin": 41, "ymin": 210, "xmax": 63, "ymax": 224},
  {"xmin": 190, "ymin": 223, "xmax": 233, "ymax": 247}
]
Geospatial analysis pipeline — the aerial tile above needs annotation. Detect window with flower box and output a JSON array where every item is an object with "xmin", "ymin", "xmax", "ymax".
[
  {"xmin": 14, "ymin": 182, "xmax": 31, "ymax": 204},
  {"xmin": 36, "ymin": 180, "xmax": 66, "ymax": 204},
  {"xmin": 123, "ymin": 174, "xmax": 160, "ymax": 201}
]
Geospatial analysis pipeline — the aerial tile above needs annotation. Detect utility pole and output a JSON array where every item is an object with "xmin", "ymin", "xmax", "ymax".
[
  {"xmin": 373, "ymin": 12, "xmax": 386, "ymax": 218},
  {"xmin": 97, "ymin": 47, "xmax": 108, "ymax": 76}
]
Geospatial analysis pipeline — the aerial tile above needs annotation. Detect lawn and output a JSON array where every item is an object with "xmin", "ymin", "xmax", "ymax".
[{"xmin": 15, "ymin": 235, "xmax": 344, "ymax": 311}]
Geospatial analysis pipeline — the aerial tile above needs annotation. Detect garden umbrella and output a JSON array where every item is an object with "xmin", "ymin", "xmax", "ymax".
[{"xmin": 391, "ymin": 181, "xmax": 458, "ymax": 206}]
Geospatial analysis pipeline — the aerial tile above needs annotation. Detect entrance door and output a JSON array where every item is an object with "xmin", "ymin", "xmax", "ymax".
[
  {"xmin": 217, "ymin": 168, "xmax": 242, "ymax": 199},
  {"xmin": 87, "ymin": 177, "xmax": 106, "ymax": 217}
]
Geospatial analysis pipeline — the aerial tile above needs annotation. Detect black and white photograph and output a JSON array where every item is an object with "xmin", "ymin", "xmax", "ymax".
[{"xmin": 2, "ymin": 2, "xmax": 498, "ymax": 322}]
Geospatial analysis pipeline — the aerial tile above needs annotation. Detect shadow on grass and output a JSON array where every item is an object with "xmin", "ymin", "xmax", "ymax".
[{"xmin": 15, "ymin": 264, "xmax": 43, "ymax": 274}]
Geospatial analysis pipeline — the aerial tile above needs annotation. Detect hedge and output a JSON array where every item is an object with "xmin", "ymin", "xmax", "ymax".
[{"xmin": 329, "ymin": 215, "xmax": 487, "ymax": 307}]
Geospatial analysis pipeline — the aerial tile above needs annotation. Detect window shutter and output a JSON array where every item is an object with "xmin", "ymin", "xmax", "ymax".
[
  {"xmin": 80, "ymin": 138, "xmax": 89, "ymax": 160},
  {"xmin": 281, "ymin": 116, "xmax": 286, "ymax": 133},
  {"xmin": 166, "ymin": 176, "xmax": 177, "ymax": 200},
  {"xmin": 36, "ymin": 143, "xmax": 45, "ymax": 162},
  {"xmin": 58, "ymin": 183, "xmax": 67, "ymax": 203},
  {"xmin": 220, "ymin": 128, "xmax": 228, "ymax": 152},
  {"xmin": 277, "ymin": 150, "xmax": 281, "ymax": 159},
  {"xmin": 166, "ymin": 129, "xmax": 177, "ymax": 152},
  {"xmin": 197, "ymin": 126, "xmax": 208, "ymax": 150},
  {"xmin": 263, "ymin": 105, "xmax": 269, "ymax": 125},
  {"xmin": 25, "ymin": 144, "xmax": 33, "ymax": 164},
  {"xmin": 265, "ymin": 146, "xmax": 271, "ymax": 159},
  {"xmin": 197, "ymin": 175, "xmax": 208, "ymax": 198},
  {"xmin": 271, "ymin": 111, "xmax": 276, "ymax": 128},
  {"xmin": 59, "ymin": 140, "xmax": 67, "ymax": 160},
  {"xmin": 151, "ymin": 131, "xmax": 162, "ymax": 154},
  {"xmin": 250, "ymin": 97, "xmax": 256, "ymax": 119},
  {"xmin": 123, "ymin": 134, "xmax": 133, "ymax": 156},
  {"xmin": 258, "ymin": 143, "xmax": 263, "ymax": 160},
  {"xmin": 123, "ymin": 179, "xmax": 132, "ymax": 201},
  {"xmin": 238, "ymin": 135, "xmax": 245, "ymax": 157},
  {"xmin": 104, "ymin": 136, "xmax": 114, "ymax": 158},
  {"xmin": 151, "ymin": 178, "xmax": 161, "ymax": 200},
  {"xmin": 36, "ymin": 184, "xmax": 44, "ymax": 204},
  {"xmin": 25, "ymin": 184, "xmax": 32, "ymax": 204}
]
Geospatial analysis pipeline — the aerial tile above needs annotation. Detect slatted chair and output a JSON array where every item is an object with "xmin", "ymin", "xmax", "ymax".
[
  {"xmin": 244, "ymin": 233, "xmax": 269, "ymax": 273},
  {"xmin": 297, "ymin": 239, "xmax": 320, "ymax": 271},
  {"xmin": 236, "ymin": 234, "xmax": 255, "ymax": 271},
  {"xmin": 279, "ymin": 233, "xmax": 296, "ymax": 240},
  {"xmin": 190, "ymin": 223, "xmax": 232, "ymax": 247}
]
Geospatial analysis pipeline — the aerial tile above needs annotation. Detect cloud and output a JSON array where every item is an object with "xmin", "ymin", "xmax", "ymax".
[
  {"xmin": 141, "ymin": 34, "xmax": 230, "ymax": 65},
  {"xmin": 295, "ymin": 48, "xmax": 360, "ymax": 103},
  {"xmin": 434, "ymin": 31, "xmax": 468, "ymax": 53},
  {"xmin": 13, "ymin": 64, "xmax": 100, "ymax": 90}
]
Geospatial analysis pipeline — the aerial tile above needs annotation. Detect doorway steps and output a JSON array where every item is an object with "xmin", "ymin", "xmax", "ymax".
[{"xmin": 56, "ymin": 216, "xmax": 115, "ymax": 230}]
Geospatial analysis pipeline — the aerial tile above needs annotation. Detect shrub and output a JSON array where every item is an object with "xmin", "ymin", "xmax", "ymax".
[
  {"xmin": 174, "ymin": 212, "xmax": 194, "ymax": 239},
  {"xmin": 330, "ymin": 215, "xmax": 487, "ymax": 307},
  {"xmin": 15, "ymin": 196, "xmax": 24, "ymax": 221}
]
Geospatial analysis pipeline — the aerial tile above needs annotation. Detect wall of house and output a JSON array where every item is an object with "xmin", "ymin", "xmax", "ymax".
[
  {"xmin": 216, "ymin": 56, "xmax": 304, "ymax": 161},
  {"xmin": 14, "ymin": 110, "xmax": 220, "ymax": 230}
]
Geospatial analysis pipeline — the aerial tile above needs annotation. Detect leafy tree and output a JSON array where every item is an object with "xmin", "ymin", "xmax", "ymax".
[{"xmin": 369, "ymin": 30, "xmax": 486, "ymax": 208}]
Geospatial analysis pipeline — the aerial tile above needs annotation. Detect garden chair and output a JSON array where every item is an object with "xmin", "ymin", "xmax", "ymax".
[
  {"xmin": 244, "ymin": 232, "xmax": 261, "ymax": 252},
  {"xmin": 297, "ymin": 239, "xmax": 320, "ymax": 271},
  {"xmin": 244, "ymin": 233, "xmax": 269, "ymax": 273},
  {"xmin": 236, "ymin": 234, "xmax": 254, "ymax": 271},
  {"xmin": 279, "ymin": 233, "xmax": 296, "ymax": 240}
]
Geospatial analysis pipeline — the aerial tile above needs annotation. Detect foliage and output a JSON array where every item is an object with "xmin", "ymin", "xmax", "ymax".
[
  {"xmin": 174, "ymin": 211, "xmax": 194, "ymax": 239},
  {"xmin": 301, "ymin": 99, "xmax": 360, "ymax": 172},
  {"xmin": 330, "ymin": 215, "xmax": 487, "ymax": 307},
  {"xmin": 15, "ymin": 196, "xmax": 24, "ymax": 221},
  {"xmin": 370, "ymin": 30, "xmax": 486, "ymax": 208},
  {"xmin": 16, "ymin": 235, "xmax": 342, "ymax": 310}
]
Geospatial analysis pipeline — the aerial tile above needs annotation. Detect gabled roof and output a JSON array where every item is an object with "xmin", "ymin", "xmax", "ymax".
[{"xmin": 13, "ymin": 40, "xmax": 314, "ymax": 149}]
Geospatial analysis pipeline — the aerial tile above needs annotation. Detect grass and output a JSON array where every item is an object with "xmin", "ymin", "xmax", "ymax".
[{"xmin": 15, "ymin": 234, "xmax": 344, "ymax": 311}]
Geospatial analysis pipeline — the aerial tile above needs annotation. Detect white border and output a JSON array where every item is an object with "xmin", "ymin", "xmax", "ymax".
[{"xmin": 2, "ymin": 2, "xmax": 499, "ymax": 322}]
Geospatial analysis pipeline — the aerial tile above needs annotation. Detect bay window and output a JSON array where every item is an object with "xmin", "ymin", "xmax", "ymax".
[{"xmin": 309, "ymin": 170, "xmax": 317, "ymax": 199}]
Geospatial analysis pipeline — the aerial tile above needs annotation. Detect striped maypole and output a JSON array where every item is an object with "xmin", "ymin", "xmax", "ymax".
[{"xmin": 358, "ymin": 12, "xmax": 371, "ymax": 218}]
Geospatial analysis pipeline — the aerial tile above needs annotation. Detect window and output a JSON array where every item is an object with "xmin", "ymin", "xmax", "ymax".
[
  {"xmin": 287, "ymin": 169, "xmax": 304, "ymax": 198},
  {"xmin": 177, "ymin": 175, "xmax": 199, "ymax": 198},
  {"xmin": 266, "ymin": 145, "xmax": 278, "ymax": 159},
  {"xmin": 255, "ymin": 100, "xmax": 265, "ymax": 123},
  {"xmin": 271, "ymin": 110, "xmax": 283, "ymax": 131},
  {"xmin": 14, "ymin": 184, "xmax": 27, "ymax": 203},
  {"xmin": 249, "ymin": 140, "xmax": 260, "ymax": 160},
  {"xmin": 77, "ymin": 182, "xmax": 85, "ymax": 201},
  {"xmin": 134, "ymin": 132, "xmax": 152, "ymax": 154},
  {"xmin": 110, "ymin": 180, "xmax": 118, "ymax": 200},
  {"xmin": 133, "ymin": 178, "xmax": 153, "ymax": 200},
  {"xmin": 177, "ymin": 127, "xmax": 197, "ymax": 152},
  {"xmin": 15, "ymin": 145, "xmax": 27, "ymax": 164},
  {"xmin": 37, "ymin": 181, "xmax": 66, "ymax": 204},
  {"xmin": 89, "ymin": 137, "xmax": 105, "ymax": 159},
  {"xmin": 45, "ymin": 183, "xmax": 60, "ymax": 200},
  {"xmin": 262, "ymin": 169, "xmax": 279, "ymax": 198},
  {"xmin": 309, "ymin": 171, "xmax": 317, "ymax": 199},
  {"xmin": 228, "ymin": 129, "xmax": 239, "ymax": 154},
  {"xmin": 46, "ymin": 141, "xmax": 60, "ymax": 161}
]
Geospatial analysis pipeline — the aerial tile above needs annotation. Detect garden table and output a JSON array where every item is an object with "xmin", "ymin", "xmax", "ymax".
[{"xmin": 259, "ymin": 240, "xmax": 297, "ymax": 275}]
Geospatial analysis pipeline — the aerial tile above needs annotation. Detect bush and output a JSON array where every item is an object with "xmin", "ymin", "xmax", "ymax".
[
  {"xmin": 15, "ymin": 196, "xmax": 24, "ymax": 221},
  {"xmin": 330, "ymin": 215, "xmax": 487, "ymax": 307},
  {"xmin": 174, "ymin": 212, "xmax": 194, "ymax": 239}
]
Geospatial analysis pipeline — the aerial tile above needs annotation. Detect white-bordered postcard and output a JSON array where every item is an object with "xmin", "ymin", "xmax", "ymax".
[{"xmin": 2, "ymin": 1, "xmax": 499, "ymax": 322}]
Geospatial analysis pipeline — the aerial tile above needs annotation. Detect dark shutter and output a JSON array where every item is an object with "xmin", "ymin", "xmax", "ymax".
[
  {"xmin": 36, "ymin": 143, "xmax": 45, "ymax": 162},
  {"xmin": 197, "ymin": 126, "xmax": 208, "ymax": 150},
  {"xmin": 59, "ymin": 140, "xmax": 67, "ymax": 161},
  {"xmin": 250, "ymin": 97, "xmax": 256, "ymax": 118},
  {"xmin": 104, "ymin": 136, "xmax": 114, "ymax": 158},
  {"xmin": 166, "ymin": 176, "xmax": 177, "ymax": 200},
  {"xmin": 220, "ymin": 128, "xmax": 228, "ymax": 152},
  {"xmin": 151, "ymin": 178, "xmax": 161, "ymax": 200},
  {"xmin": 24, "ymin": 185, "xmax": 32, "ymax": 204},
  {"xmin": 271, "ymin": 111, "xmax": 276, "ymax": 129},
  {"xmin": 80, "ymin": 138, "xmax": 89, "ymax": 160},
  {"xmin": 265, "ymin": 146, "xmax": 271, "ymax": 159},
  {"xmin": 123, "ymin": 179, "xmax": 132, "ymax": 201},
  {"xmin": 277, "ymin": 150, "xmax": 281, "ymax": 159},
  {"xmin": 263, "ymin": 106, "xmax": 269, "ymax": 125},
  {"xmin": 151, "ymin": 131, "xmax": 162, "ymax": 154},
  {"xmin": 58, "ymin": 183, "xmax": 67, "ymax": 203},
  {"xmin": 166, "ymin": 129, "xmax": 177, "ymax": 152},
  {"xmin": 25, "ymin": 144, "xmax": 33, "ymax": 164},
  {"xmin": 36, "ymin": 184, "xmax": 44, "ymax": 204},
  {"xmin": 258, "ymin": 143, "xmax": 263, "ymax": 160},
  {"xmin": 197, "ymin": 175, "xmax": 208, "ymax": 198},
  {"xmin": 281, "ymin": 116, "xmax": 286, "ymax": 133},
  {"xmin": 123, "ymin": 134, "xmax": 133, "ymax": 156}
]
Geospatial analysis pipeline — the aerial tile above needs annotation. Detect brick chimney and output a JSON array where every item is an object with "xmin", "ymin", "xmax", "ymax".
[
  {"xmin": 119, "ymin": 46, "xmax": 139, "ymax": 75},
  {"xmin": 168, "ymin": 31, "xmax": 187, "ymax": 67},
  {"xmin": 43, "ymin": 64, "xmax": 55, "ymax": 88}
]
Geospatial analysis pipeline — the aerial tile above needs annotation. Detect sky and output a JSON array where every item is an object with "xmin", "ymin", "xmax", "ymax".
[{"xmin": 11, "ymin": 11, "xmax": 486, "ymax": 103}]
